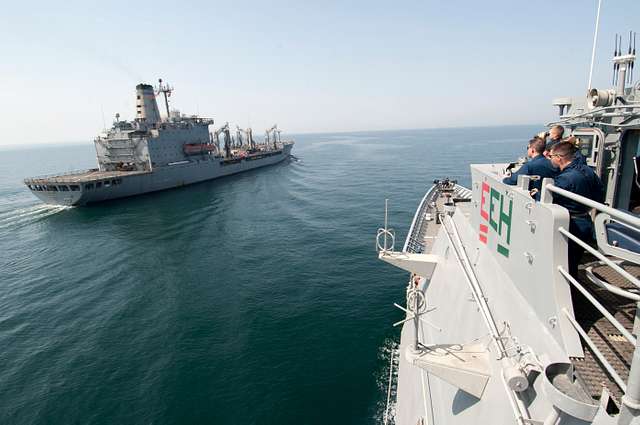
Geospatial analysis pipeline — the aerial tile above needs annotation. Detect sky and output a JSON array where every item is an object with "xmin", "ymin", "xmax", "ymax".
[{"xmin": 0, "ymin": 0, "xmax": 639, "ymax": 146}]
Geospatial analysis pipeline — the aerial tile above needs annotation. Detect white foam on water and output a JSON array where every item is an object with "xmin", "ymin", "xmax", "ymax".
[
  {"xmin": 373, "ymin": 338, "xmax": 400, "ymax": 425},
  {"xmin": 0, "ymin": 205, "xmax": 72, "ymax": 229},
  {"xmin": 0, "ymin": 205, "xmax": 53, "ymax": 221}
]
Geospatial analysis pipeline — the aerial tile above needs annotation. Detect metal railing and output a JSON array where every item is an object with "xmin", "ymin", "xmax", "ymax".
[
  {"xmin": 542, "ymin": 180, "xmax": 640, "ymax": 411},
  {"xmin": 549, "ymin": 104, "xmax": 640, "ymax": 128},
  {"xmin": 543, "ymin": 183, "xmax": 640, "ymax": 228},
  {"xmin": 403, "ymin": 184, "xmax": 471, "ymax": 254},
  {"xmin": 24, "ymin": 169, "xmax": 98, "ymax": 181},
  {"xmin": 403, "ymin": 186, "xmax": 436, "ymax": 253}
]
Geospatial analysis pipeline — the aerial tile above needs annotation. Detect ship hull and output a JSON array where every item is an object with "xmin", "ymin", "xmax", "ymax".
[{"xmin": 26, "ymin": 144, "xmax": 293, "ymax": 206}]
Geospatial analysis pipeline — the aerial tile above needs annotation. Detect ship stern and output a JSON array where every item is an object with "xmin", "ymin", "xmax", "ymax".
[{"xmin": 24, "ymin": 180, "xmax": 87, "ymax": 206}]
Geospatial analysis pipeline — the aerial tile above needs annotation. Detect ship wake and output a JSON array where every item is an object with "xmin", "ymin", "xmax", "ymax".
[
  {"xmin": 373, "ymin": 338, "xmax": 400, "ymax": 425},
  {"xmin": 0, "ymin": 204, "xmax": 71, "ymax": 229}
]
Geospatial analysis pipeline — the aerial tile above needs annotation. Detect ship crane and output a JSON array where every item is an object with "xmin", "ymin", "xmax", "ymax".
[
  {"xmin": 237, "ymin": 126, "xmax": 256, "ymax": 150},
  {"xmin": 265, "ymin": 124, "xmax": 279, "ymax": 149},
  {"xmin": 214, "ymin": 122, "xmax": 232, "ymax": 158},
  {"xmin": 235, "ymin": 126, "xmax": 244, "ymax": 148}
]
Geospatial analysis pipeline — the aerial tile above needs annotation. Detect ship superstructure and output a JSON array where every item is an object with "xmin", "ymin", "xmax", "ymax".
[
  {"xmin": 378, "ymin": 29, "xmax": 640, "ymax": 425},
  {"xmin": 24, "ymin": 80, "xmax": 293, "ymax": 206}
]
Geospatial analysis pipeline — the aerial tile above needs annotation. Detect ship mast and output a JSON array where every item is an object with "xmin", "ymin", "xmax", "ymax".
[{"xmin": 156, "ymin": 78, "xmax": 173, "ymax": 121}]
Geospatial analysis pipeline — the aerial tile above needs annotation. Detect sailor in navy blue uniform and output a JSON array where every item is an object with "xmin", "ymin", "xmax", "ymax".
[
  {"xmin": 503, "ymin": 137, "xmax": 558, "ymax": 200},
  {"xmin": 541, "ymin": 124, "xmax": 587, "ymax": 166},
  {"xmin": 542, "ymin": 125, "xmax": 565, "ymax": 156},
  {"xmin": 549, "ymin": 141, "xmax": 605, "ymax": 275}
]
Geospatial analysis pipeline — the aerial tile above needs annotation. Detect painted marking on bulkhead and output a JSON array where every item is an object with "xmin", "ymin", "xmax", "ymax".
[{"xmin": 479, "ymin": 181, "xmax": 513, "ymax": 257}]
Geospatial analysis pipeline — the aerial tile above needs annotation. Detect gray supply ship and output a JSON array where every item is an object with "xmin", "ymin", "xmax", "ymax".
[
  {"xmin": 24, "ymin": 80, "xmax": 294, "ymax": 206},
  {"xmin": 377, "ymin": 20, "xmax": 640, "ymax": 425}
]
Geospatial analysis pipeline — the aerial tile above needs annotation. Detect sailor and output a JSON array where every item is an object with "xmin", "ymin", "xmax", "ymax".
[
  {"xmin": 503, "ymin": 137, "xmax": 557, "ymax": 200},
  {"xmin": 542, "ymin": 125, "xmax": 564, "ymax": 157},
  {"xmin": 540, "ymin": 125, "xmax": 587, "ymax": 165},
  {"xmin": 548, "ymin": 141, "xmax": 605, "ymax": 275}
]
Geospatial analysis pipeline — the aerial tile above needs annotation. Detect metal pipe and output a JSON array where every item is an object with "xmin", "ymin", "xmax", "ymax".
[
  {"xmin": 559, "ymin": 266, "xmax": 637, "ymax": 346},
  {"xmin": 547, "ymin": 104, "xmax": 640, "ymax": 124},
  {"xmin": 562, "ymin": 308, "xmax": 628, "ymax": 392},
  {"xmin": 546, "ymin": 185, "xmax": 640, "ymax": 228},
  {"xmin": 558, "ymin": 226, "xmax": 640, "ymax": 289},
  {"xmin": 551, "ymin": 119, "xmax": 640, "ymax": 129},
  {"xmin": 585, "ymin": 268, "xmax": 640, "ymax": 301},
  {"xmin": 500, "ymin": 372, "xmax": 528, "ymax": 425},
  {"xmin": 444, "ymin": 214, "xmax": 529, "ymax": 425},
  {"xmin": 443, "ymin": 215, "xmax": 507, "ymax": 356},
  {"xmin": 384, "ymin": 199, "xmax": 388, "ymax": 251},
  {"xmin": 587, "ymin": 0, "xmax": 603, "ymax": 90},
  {"xmin": 619, "ymin": 301, "xmax": 640, "ymax": 425},
  {"xmin": 414, "ymin": 294, "xmax": 420, "ymax": 351},
  {"xmin": 543, "ymin": 407, "xmax": 561, "ymax": 425}
]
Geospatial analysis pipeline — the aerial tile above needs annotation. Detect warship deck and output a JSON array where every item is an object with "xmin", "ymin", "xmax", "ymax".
[
  {"xmin": 393, "ymin": 179, "xmax": 639, "ymax": 422},
  {"xmin": 25, "ymin": 169, "xmax": 149, "ymax": 185}
]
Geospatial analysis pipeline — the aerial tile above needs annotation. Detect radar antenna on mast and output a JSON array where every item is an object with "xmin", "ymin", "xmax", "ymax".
[
  {"xmin": 611, "ymin": 32, "xmax": 636, "ymax": 97},
  {"xmin": 155, "ymin": 78, "xmax": 173, "ymax": 121}
]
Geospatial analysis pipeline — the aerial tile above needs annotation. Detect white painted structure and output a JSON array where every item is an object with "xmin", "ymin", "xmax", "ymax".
[{"xmin": 378, "ymin": 31, "xmax": 640, "ymax": 425}]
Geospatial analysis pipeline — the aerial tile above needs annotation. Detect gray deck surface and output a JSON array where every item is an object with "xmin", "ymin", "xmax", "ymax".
[{"xmin": 25, "ymin": 169, "xmax": 149, "ymax": 184}]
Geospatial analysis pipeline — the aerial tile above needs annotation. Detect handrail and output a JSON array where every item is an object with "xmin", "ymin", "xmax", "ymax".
[
  {"xmin": 543, "ymin": 179, "xmax": 640, "ymax": 403},
  {"xmin": 403, "ymin": 184, "xmax": 471, "ymax": 254},
  {"xmin": 558, "ymin": 227, "xmax": 640, "ymax": 290},
  {"xmin": 24, "ymin": 169, "xmax": 98, "ymax": 180},
  {"xmin": 547, "ymin": 104, "xmax": 640, "ymax": 126},
  {"xmin": 585, "ymin": 266, "xmax": 640, "ymax": 301},
  {"xmin": 562, "ymin": 308, "xmax": 628, "ymax": 392},
  {"xmin": 543, "ymin": 181, "xmax": 640, "ymax": 294},
  {"xmin": 558, "ymin": 266, "xmax": 636, "ymax": 346},
  {"xmin": 543, "ymin": 183, "xmax": 640, "ymax": 228},
  {"xmin": 402, "ymin": 185, "xmax": 436, "ymax": 253}
]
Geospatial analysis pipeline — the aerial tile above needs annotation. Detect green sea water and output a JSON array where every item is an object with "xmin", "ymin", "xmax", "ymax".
[{"xmin": 0, "ymin": 126, "xmax": 534, "ymax": 424}]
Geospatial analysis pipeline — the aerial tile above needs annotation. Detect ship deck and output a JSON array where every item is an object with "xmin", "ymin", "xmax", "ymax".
[
  {"xmin": 25, "ymin": 169, "xmax": 149, "ymax": 184},
  {"xmin": 571, "ymin": 259, "xmax": 639, "ymax": 408},
  {"xmin": 401, "ymin": 181, "xmax": 639, "ymax": 416}
]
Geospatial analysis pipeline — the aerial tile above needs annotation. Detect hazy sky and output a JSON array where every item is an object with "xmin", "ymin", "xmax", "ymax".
[{"xmin": 0, "ymin": 0, "xmax": 638, "ymax": 145}]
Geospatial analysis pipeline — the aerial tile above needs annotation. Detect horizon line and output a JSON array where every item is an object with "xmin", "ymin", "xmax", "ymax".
[{"xmin": 0, "ymin": 122, "xmax": 543, "ymax": 151}]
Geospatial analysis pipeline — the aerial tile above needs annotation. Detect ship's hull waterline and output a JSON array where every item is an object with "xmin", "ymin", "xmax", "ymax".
[{"xmin": 26, "ymin": 144, "xmax": 293, "ymax": 206}]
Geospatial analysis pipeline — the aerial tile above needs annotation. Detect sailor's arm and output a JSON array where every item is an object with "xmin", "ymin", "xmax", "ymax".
[{"xmin": 502, "ymin": 163, "xmax": 530, "ymax": 185}]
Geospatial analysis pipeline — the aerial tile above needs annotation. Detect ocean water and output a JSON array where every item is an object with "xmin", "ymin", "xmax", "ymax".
[{"xmin": 0, "ymin": 126, "xmax": 535, "ymax": 424}]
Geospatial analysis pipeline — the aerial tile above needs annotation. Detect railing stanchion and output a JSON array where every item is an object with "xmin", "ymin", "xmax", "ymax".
[{"xmin": 620, "ymin": 310, "xmax": 640, "ymax": 424}]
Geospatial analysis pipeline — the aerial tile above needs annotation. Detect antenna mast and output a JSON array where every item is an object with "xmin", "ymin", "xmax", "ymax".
[
  {"xmin": 587, "ymin": 0, "xmax": 603, "ymax": 91},
  {"xmin": 612, "ymin": 31, "xmax": 636, "ymax": 97}
]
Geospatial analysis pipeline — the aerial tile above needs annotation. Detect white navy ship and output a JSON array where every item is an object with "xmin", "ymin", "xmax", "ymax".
[
  {"xmin": 377, "ymin": 21, "xmax": 640, "ymax": 425},
  {"xmin": 24, "ymin": 80, "xmax": 294, "ymax": 206}
]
